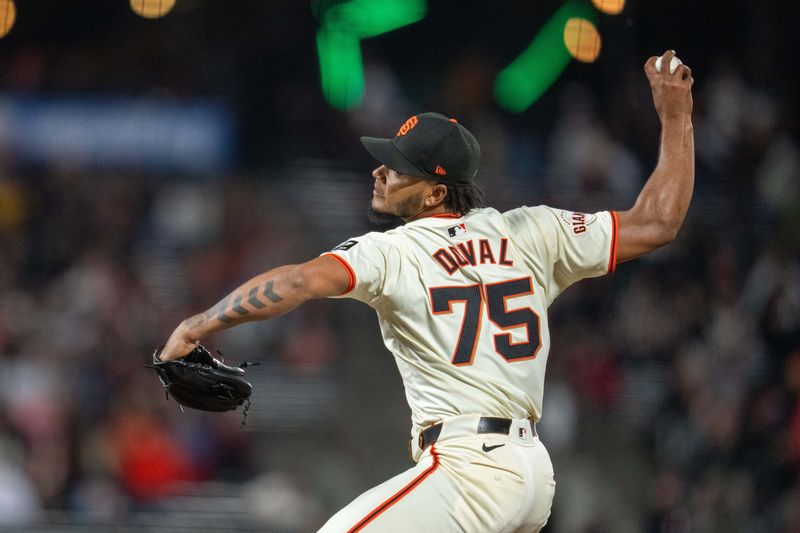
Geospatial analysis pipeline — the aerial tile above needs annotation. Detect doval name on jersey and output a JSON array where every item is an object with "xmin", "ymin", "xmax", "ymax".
[{"xmin": 432, "ymin": 238, "xmax": 514, "ymax": 275}]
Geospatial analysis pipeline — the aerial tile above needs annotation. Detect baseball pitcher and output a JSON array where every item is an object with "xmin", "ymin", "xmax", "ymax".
[{"xmin": 159, "ymin": 51, "xmax": 694, "ymax": 532}]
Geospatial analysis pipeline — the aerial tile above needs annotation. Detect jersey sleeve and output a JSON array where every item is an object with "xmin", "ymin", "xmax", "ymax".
[
  {"xmin": 504, "ymin": 205, "xmax": 619, "ymax": 302},
  {"xmin": 321, "ymin": 232, "xmax": 398, "ymax": 307}
]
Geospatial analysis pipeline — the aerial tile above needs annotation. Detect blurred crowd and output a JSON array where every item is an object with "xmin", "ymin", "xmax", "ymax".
[{"xmin": 1, "ymin": 1, "xmax": 799, "ymax": 532}]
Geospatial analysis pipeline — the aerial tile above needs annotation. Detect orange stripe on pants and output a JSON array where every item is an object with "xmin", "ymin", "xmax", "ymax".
[{"xmin": 347, "ymin": 445, "xmax": 441, "ymax": 532}]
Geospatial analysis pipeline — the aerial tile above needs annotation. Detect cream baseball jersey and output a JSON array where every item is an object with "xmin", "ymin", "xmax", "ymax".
[{"xmin": 325, "ymin": 206, "xmax": 618, "ymax": 437}]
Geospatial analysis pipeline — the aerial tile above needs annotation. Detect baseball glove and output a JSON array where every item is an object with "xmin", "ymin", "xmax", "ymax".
[{"xmin": 152, "ymin": 345, "xmax": 255, "ymax": 420}]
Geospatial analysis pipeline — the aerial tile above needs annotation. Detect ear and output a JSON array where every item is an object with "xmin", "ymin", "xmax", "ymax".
[{"xmin": 427, "ymin": 183, "xmax": 448, "ymax": 207}]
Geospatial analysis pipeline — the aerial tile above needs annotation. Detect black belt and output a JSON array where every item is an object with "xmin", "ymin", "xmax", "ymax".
[{"xmin": 418, "ymin": 417, "xmax": 537, "ymax": 451}]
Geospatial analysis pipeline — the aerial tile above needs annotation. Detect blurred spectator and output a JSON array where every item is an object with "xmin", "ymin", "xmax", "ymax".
[
  {"xmin": 0, "ymin": 3, "xmax": 797, "ymax": 530},
  {"xmin": 110, "ymin": 408, "xmax": 198, "ymax": 502},
  {"xmin": 0, "ymin": 433, "xmax": 41, "ymax": 526}
]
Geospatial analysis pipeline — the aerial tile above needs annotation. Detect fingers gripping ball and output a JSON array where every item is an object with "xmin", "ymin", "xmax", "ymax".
[
  {"xmin": 152, "ymin": 345, "xmax": 256, "ymax": 423},
  {"xmin": 655, "ymin": 54, "xmax": 682, "ymax": 74}
]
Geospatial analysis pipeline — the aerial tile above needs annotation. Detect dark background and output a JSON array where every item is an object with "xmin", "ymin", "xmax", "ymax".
[{"xmin": 0, "ymin": 1, "xmax": 798, "ymax": 531}]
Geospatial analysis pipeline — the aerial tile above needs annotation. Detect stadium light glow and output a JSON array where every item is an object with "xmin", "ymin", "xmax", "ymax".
[
  {"xmin": 314, "ymin": 0, "xmax": 426, "ymax": 111},
  {"xmin": 329, "ymin": 0, "xmax": 426, "ymax": 39},
  {"xmin": 591, "ymin": 0, "xmax": 625, "ymax": 15},
  {"xmin": 564, "ymin": 17, "xmax": 601, "ymax": 63},
  {"xmin": 0, "ymin": 0, "xmax": 16, "ymax": 38},
  {"xmin": 130, "ymin": 0, "xmax": 177, "ymax": 19},
  {"xmin": 495, "ymin": 0, "xmax": 596, "ymax": 113},
  {"xmin": 317, "ymin": 27, "xmax": 365, "ymax": 112}
]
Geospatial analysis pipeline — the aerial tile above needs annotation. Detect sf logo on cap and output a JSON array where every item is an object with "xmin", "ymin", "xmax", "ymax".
[{"xmin": 396, "ymin": 116, "xmax": 418, "ymax": 136}]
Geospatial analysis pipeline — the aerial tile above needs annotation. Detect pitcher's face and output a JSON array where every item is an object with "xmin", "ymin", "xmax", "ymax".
[{"xmin": 371, "ymin": 165, "xmax": 430, "ymax": 221}]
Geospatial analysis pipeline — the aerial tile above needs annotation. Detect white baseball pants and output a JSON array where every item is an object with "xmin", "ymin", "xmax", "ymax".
[{"xmin": 318, "ymin": 415, "xmax": 556, "ymax": 532}]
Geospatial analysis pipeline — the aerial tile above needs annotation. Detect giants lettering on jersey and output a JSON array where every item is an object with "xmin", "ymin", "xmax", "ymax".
[
  {"xmin": 432, "ymin": 238, "xmax": 513, "ymax": 275},
  {"xmin": 572, "ymin": 213, "xmax": 587, "ymax": 234},
  {"xmin": 559, "ymin": 210, "xmax": 598, "ymax": 235}
]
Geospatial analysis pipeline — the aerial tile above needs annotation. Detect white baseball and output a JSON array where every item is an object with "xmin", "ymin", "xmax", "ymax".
[{"xmin": 655, "ymin": 54, "xmax": 682, "ymax": 74}]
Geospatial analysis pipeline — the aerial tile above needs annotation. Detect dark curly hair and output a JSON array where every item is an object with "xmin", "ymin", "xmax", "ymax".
[{"xmin": 442, "ymin": 182, "xmax": 486, "ymax": 216}]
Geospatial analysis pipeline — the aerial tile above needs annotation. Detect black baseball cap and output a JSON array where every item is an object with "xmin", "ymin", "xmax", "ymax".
[{"xmin": 361, "ymin": 112, "xmax": 481, "ymax": 187}]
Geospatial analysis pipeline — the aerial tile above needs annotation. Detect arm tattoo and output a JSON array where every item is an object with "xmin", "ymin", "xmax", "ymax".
[
  {"xmin": 200, "ymin": 280, "xmax": 284, "ymax": 326},
  {"xmin": 247, "ymin": 287, "xmax": 267, "ymax": 309},
  {"xmin": 234, "ymin": 281, "xmax": 283, "ymax": 314},
  {"xmin": 185, "ymin": 314, "xmax": 207, "ymax": 330},
  {"xmin": 209, "ymin": 295, "xmax": 234, "ymax": 323},
  {"xmin": 262, "ymin": 281, "xmax": 283, "ymax": 303},
  {"xmin": 231, "ymin": 294, "xmax": 248, "ymax": 316}
]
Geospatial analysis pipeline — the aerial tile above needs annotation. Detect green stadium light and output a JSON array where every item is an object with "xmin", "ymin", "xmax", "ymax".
[
  {"xmin": 328, "ymin": 0, "xmax": 425, "ymax": 38},
  {"xmin": 495, "ymin": 0, "xmax": 597, "ymax": 113},
  {"xmin": 317, "ymin": 27, "xmax": 364, "ymax": 111},
  {"xmin": 314, "ymin": 0, "xmax": 426, "ymax": 111}
]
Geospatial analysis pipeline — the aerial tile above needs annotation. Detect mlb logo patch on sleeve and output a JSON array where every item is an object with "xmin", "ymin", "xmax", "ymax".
[
  {"xmin": 333, "ymin": 239, "xmax": 359, "ymax": 251},
  {"xmin": 447, "ymin": 223, "xmax": 467, "ymax": 238}
]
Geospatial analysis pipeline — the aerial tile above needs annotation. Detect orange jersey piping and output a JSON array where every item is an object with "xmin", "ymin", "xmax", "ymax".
[
  {"xmin": 608, "ymin": 211, "xmax": 619, "ymax": 273},
  {"xmin": 322, "ymin": 252, "xmax": 356, "ymax": 295}
]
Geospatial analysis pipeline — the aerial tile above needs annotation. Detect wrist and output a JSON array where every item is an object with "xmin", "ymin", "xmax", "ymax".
[
  {"xmin": 660, "ymin": 117, "xmax": 694, "ymax": 149},
  {"xmin": 178, "ymin": 317, "xmax": 205, "ymax": 343},
  {"xmin": 660, "ymin": 115, "xmax": 693, "ymax": 130}
]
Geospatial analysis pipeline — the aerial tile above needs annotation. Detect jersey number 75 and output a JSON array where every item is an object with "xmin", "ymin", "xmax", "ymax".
[{"xmin": 430, "ymin": 277, "xmax": 541, "ymax": 366}]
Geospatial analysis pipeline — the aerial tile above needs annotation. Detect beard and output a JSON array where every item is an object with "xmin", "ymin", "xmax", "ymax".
[
  {"xmin": 367, "ymin": 206, "xmax": 403, "ymax": 226},
  {"xmin": 367, "ymin": 191, "xmax": 425, "ymax": 226}
]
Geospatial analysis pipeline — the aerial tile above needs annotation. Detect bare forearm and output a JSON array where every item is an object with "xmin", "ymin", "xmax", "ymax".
[
  {"xmin": 159, "ymin": 254, "xmax": 351, "ymax": 361},
  {"xmin": 616, "ymin": 53, "xmax": 695, "ymax": 263},
  {"xmin": 180, "ymin": 265, "xmax": 304, "ymax": 341},
  {"xmin": 636, "ymin": 117, "xmax": 695, "ymax": 236},
  {"xmin": 159, "ymin": 265, "xmax": 308, "ymax": 362}
]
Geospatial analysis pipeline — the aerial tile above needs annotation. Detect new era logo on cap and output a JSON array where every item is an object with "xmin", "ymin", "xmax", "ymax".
[{"xmin": 360, "ymin": 112, "xmax": 481, "ymax": 187}]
